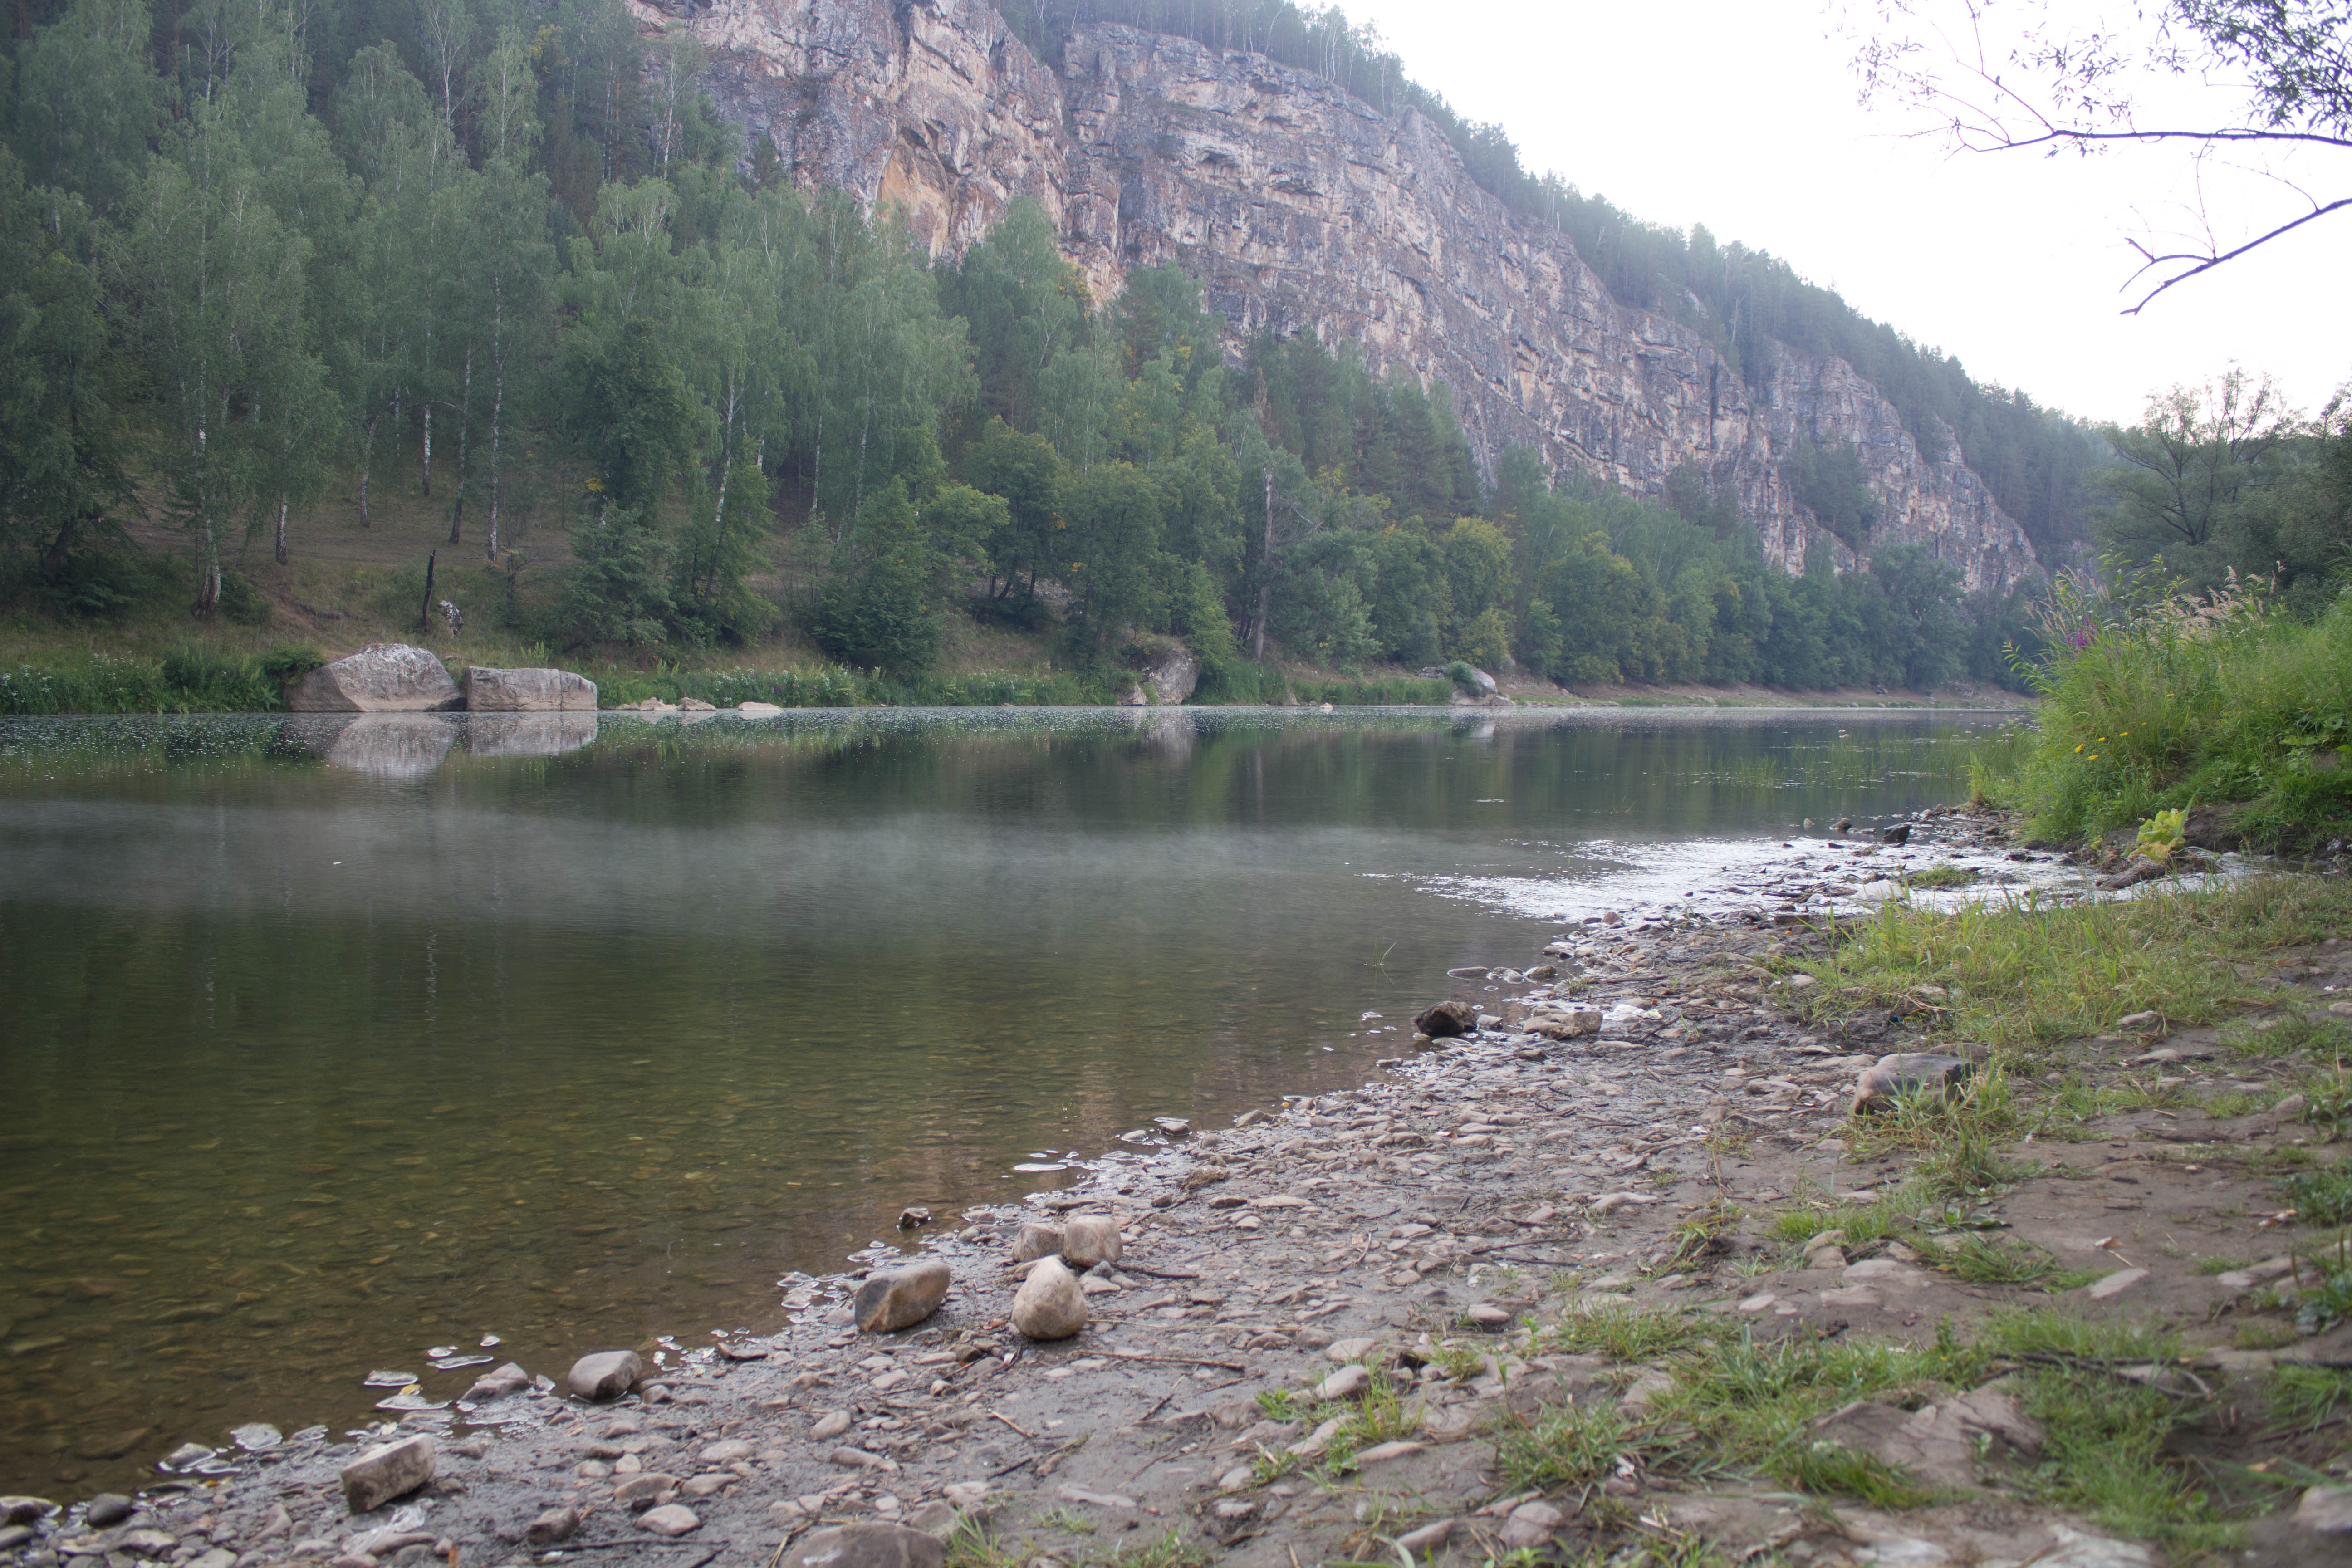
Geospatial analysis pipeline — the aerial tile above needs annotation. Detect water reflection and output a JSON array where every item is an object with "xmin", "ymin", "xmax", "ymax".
[{"xmin": 0, "ymin": 706, "xmax": 2010, "ymax": 1492}]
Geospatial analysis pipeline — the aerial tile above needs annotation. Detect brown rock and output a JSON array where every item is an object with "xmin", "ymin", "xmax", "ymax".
[
  {"xmin": 340, "ymin": 1435, "xmax": 436, "ymax": 1514},
  {"xmin": 1413, "ymin": 1000, "xmax": 1475, "ymax": 1039},
  {"xmin": 634, "ymin": 1505, "xmax": 700, "ymax": 1538},
  {"xmin": 566, "ymin": 1350, "xmax": 642, "ymax": 1401},
  {"xmin": 1010, "ymin": 1257, "xmax": 1087, "ymax": 1340},
  {"xmin": 854, "ymin": 1261, "xmax": 951, "ymax": 1334},
  {"xmin": 1060, "ymin": 1215, "xmax": 1122, "ymax": 1268},
  {"xmin": 1009, "ymin": 1222, "xmax": 1065, "ymax": 1263}
]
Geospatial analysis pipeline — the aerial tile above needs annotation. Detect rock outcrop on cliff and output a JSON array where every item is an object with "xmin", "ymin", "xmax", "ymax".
[{"xmin": 653, "ymin": 0, "xmax": 2042, "ymax": 593}]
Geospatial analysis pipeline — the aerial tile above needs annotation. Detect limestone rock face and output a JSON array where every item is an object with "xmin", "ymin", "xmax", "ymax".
[
  {"xmin": 1140, "ymin": 647, "xmax": 1198, "ymax": 705},
  {"xmin": 643, "ymin": 0, "xmax": 2044, "ymax": 594},
  {"xmin": 287, "ymin": 645, "xmax": 462, "ymax": 713}
]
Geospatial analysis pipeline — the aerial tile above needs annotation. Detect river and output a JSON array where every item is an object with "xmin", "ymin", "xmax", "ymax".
[{"xmin": 0, "ymin": 704, "xmax": 2014, "ymax": 1493}]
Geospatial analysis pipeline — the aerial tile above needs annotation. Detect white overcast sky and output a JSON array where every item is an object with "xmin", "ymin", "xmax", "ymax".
[{"xmin": 1339, "ymin": 0, "xmax": 2349, "ymax": 426}]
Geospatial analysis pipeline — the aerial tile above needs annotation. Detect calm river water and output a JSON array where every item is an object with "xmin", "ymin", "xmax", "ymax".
[{"xmin": 0, "ymin": 704, "xmax": 2011, "ymax": 1492}]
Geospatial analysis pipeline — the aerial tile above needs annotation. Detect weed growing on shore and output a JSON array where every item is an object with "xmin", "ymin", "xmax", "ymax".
[
  {"xmin": 1902, "ymin": 862, "xmax": 1981, "ymax": 890},
  {"xmin": 1800, "ymin": 875, "xmax": 2352, "ymax": 1048},
  {"xmin": 1536, "ymin": 1305, "xmax": 1714, "ymax": 1362}
]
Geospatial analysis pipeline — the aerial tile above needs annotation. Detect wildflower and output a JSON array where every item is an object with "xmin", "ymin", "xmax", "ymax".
[
  {"xmin": 2088, "ymin": 754, "xmax": 2100, "ymax": 760},
  {"xmin": 2074, "ymin": 744, "xmax": 2084, "ymax": 753}
]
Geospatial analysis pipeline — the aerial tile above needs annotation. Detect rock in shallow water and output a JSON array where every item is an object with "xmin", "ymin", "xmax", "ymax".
[
  {"xmin": 1010, "ymin": 1257, "xmax": 1087, "ymax": 1340},
  {"xmin": 1412, "ymin": 1000, "xmax": 1474, "ymax": 1038},
  {"xmin": 566, "ymin": 1350, "xmax": 642, "ymax": 1401},
  {"xmin": 854, "ymin": 1262, "xmax": 950, "ymax": 1334}
]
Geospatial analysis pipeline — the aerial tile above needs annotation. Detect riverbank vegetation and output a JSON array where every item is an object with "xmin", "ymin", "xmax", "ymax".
[{"xmin": 0, "ymin": 0, "xmax": 2092, "ymax": 715}]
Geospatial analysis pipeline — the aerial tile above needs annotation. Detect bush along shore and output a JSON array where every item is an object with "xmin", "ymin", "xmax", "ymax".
[{"xmin": 7, "ymin": 809, "xmax": 2352, "ymax": 1568}]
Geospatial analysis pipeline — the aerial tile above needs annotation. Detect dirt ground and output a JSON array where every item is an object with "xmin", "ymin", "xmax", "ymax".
[{"xmin": 7, "ymin": 810, "xmax": 2352, "ymax": 1568}]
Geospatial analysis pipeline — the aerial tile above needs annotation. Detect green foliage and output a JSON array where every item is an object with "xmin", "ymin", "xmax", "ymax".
[
  {"xmin": 805, "ymin": 482, "xmax": 948, "ymax": 673},
  {"xmin": 2002, "ymin": 562, "xmax": 2352, "ymax": 845}
]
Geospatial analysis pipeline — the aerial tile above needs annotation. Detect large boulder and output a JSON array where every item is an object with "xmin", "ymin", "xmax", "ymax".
[
  {"xmin": 463, "ymin": 666, "xmax": 598, "ymax": 712},
  {"xmin": 1140, "ymin": 647, "xmax": 1199, "ymax": 705},
  {"xmin": 286, "ymin": 645, "xmax": 462, "ymax": 712}
]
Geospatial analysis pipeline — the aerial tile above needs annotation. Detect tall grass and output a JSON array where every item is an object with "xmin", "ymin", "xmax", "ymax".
[
  {"xmin": 2003, "ymin": 565, "xmax": 2352, "ymax": 844},
  {"xmin": 0, "ymin": 647, "xmax": 286, "ymax": 714}
]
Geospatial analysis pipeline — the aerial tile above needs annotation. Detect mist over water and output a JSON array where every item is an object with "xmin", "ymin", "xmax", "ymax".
[{"xmin": 0, "ymin": 705, "xmax": 2007, "ymax": 1492}]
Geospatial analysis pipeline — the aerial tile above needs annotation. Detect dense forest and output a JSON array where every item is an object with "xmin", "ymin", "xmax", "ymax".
[{"xmin": 0, "ymin": 0, "xmax": 2337, "ymax": 705}]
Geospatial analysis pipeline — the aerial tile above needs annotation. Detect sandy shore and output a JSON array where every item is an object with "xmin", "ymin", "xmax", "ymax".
[{"xmin": 8, "ymin": 804, "xmax": 2347, "ymax": 1568}]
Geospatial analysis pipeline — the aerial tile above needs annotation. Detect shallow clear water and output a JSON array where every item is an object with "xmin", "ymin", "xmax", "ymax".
[{"xmin": 0, "ymin": 705, "xmax": 2010, "ymax": 1491}]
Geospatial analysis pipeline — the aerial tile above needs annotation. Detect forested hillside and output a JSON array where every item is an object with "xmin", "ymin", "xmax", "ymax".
[{"xmin": 0, "ymin": 0, "xmax": 2133, "ymax": 702}]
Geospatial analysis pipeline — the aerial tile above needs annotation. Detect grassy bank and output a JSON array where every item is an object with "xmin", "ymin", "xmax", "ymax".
[{"xmin": 1990, "ymin": 570, "xmax": 2352, "ymax": 849}]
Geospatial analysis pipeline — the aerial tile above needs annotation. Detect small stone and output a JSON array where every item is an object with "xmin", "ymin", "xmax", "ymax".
[
  {"xmin": 340, "ymin": 1435, "xmax": 436, "ymax": 1514},
  {"xmin": 0, "ymin": 1526, "xmax": 29, "ymax": 1554},
  {"xmin": 699, "ymin": 1439, "xmax": 755, "ymax": 1464},
  {"xmin": 1061, "ymin": 1215, "xmax": 1122, "ymax": 1268},
  {"xmin": 634, "ymin": 1505, "xmax": 700, "ymax": 1538},
  {"xmin": 1318, "ymin": 1365, "xmax": 1370, "ymax": 1401},
  {"xmin": 855, "ymin": 1261, "xmax": 951, "ymax": 1334},
  {"xmin": 1177, "ymin": 1166, "xmax": 1230, "ymax": 1191},
  {"xmin": 2087, "ymin": 1267, "xmax": 2151, "ymax": 1300},
  {"xmin": 0, "ymin": 1499, "xmax": 56, "ymax": 1526},
  {"xmin": 781, "ymin": 1523, "xmax": 945, "ymax": 1568},
  {"xmin": 1010, "ymin": 1223, "xmax": 1066, "ymax": 1264},
  {"xmin": 162, "ymin": 1443, "xmax": 214, "ymax": 1470},
  {"xmin": 1010, "ymin": 1257, "xmax": 1087, "ymax": 1341},
  {"xmin": 829, "ymin": 1447, "xmax": 895, "ymax": 1471},
  {"xmin": 84, "ymin": 1497, "xmax": 135, "ymax": 1528},
  {"xmin": 810, "ymin": 1410, "xmax": 853, "ymax": 1442},
  {"xmin": 942, "ymin": 1482, "xmax": 988, "ymax": 1508},
  {"xmin": 524, "ymin": 1508, "xmax": 578, "ymax": 1547},
  {"xmin": 1395, "ymin": 1520, "xmax": 1456, "ymax": 1554},
  {"xmin": 1736, "ymin": 1293, "xmax": 1777, "ymax": 1313},
  {"xmin": 2295, "ymin": 1484, "xmax": 2352, "ymax": 1534},
  {"xmin": 461, "ymin": 1363, "xmax": 532, "ymax": 1402},
  {"xmin": 1851, "ymin": 1053, "xmax": 1973, "ymax": 1114},
  {"xmin": 1325, "ymin": 1337, "xmax": 1378, "ymax": 1363},
  {"xmin": 230, "ymin": 1423, "xmax": 282, "ymax": 1451},
  {"xmin": 2275, "ymin": 1094, "xmax": 2309, "ymax": 1121},
  {"xmin": 613, "ymin": 1474, "xmax": 679, "ymax": 1508},
  {"xmin": 1500, "ymin": 1501, "xmax": 1566, "ymax": 1549},
  {"xmin": 1215, "ymin": 1465, "xmax": 1253, "ymax": 1492},
  {"xmin": 2117, "ymin": 1010, "xmax": 2161, "ymax": 1030},
  {"xmin": 565, "ymin": 1350, "xmax": 642, "ymax": 1401},
  {"xmin": 896, "ymin": 1207, "xmax": 932, "ymax": 1229},
  {"xmin": 1412, "ymin": 1000, "xmax": 1475, "ymax": 1038},
  {"xmin": 1465, "ymin": 1303, "xmax": 1513, "ymax": 1328},
  {"xmin": 117, "ymin": 1529, "xmax": 177, "ymax": 1557},
  {"xmin": 680, "ymin": 1474, "xmax": 731, "ymax": 1500},
  {"xmin": 1354, "ymin": 1441, "xmax": 1423, "ymax": 1465}
]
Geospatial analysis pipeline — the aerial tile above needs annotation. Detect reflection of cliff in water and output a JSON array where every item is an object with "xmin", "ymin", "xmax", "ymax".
[
  {"xmin": 282, "ymin": 714, "xmax": 457, "ymax": 777},
  {"xmin": 466, "ymin": 713, "xmax": 599, "ymax": 759}
]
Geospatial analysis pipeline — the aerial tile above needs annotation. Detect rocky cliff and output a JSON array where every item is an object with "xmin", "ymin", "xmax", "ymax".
[{"xmin": 651, "ymin": 0, "xmax": 2043, "ymax": 593}]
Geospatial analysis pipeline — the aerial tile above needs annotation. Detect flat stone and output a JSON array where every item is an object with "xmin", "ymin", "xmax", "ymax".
[
  {"xmin": 1325, "ymin": 1337, "xmax": 1379, "ymax": 1363},
  {"xmin": 1010, "ymin": 1257, "xmax": 1087, "ymax": 1341},
  {"xmin": 1818, "ymin": 1285, "xmax": 1882, "ymax": 1308},
  {"xmin": 855, "ymin": 1262, "xmax": 951, "ymax": 1334},
  {"xmin": 680, "ymin": 1474, "xmax": 731, "ymax": 1499},
  {"xmin": 340, "ymin": 1435, "xmax": 435, "ymax": 1514},
  {"xmin": 524, "ymin": 1508, "xmax": 578, "ymax": 1547},
  {"xmin": 1010, "ymin": 1223, "xmax": 1066, "ymax": 1264},
  {"xmin": 461, "ymin": 1363, "xmax": 531, "ymax": 1402},
  {"xmin": 287, "ymin": 646, "xmax": 463, "ymax": 713},
  {"xmin": 634, "ymin": 1505, "xmax": 700, "ymax": 1539},
  {"xmin": 1354, "ymin": 1441, "xmax": 1424, "ymax": 1465},
  {"xmin": 1735, "ymin": 1293, "xmax": 1777, "ymax": 1314},
  {"xmin": 809, "ymin": 1410, "xmax": 852, "ymax": 1442},
  {"xmin": 229, "ymin": 1423, "xmax": 282, "ymax": 1451},
  {"xmin": 1500, "ymin": 1501, "xmax": 1566, "ymax": 1550},
  {"xmin": 2088, "ymin": 1267, "xmax": 2151, "ymax": 1300},
  {"xmin": 613, "ymin": 1474, "xmax": 679, "ymax": 1507},
  {"xmin": 0, "ymin": 1528, "xmax": 30, "ymax": 1554},
  {"xmin": 566, "ymin": 1350, "xmax": 642, "ymax": 1401},
  {"xmin": 462, "ymin": 666, "xmax": 597, "ymax": 712},
  {"xmin": 699, "ymin": 1439, "xmax": 755, "ymax": 1464},
  {"xmin": 84, "ymin": 1497, "xmax": 134, "ymax": 1528},
  {"xmin": 1318, "ymin": 1365, "xmax": 1370, "ymax": 1401},
  {"xmin": 2295, "ymin": 1484, "xmax": 2352, "ymax": 1533},
  {"xmin": 1055, "ymin": 1486, "xmax": 1136, "ymax": 1509},
  {"xmin": 1061, "ymin": 1215, "xmax": 1122, "ymax": 1268},
  {"xmin": 1395, "ymin": 1520, "xmax": 1456, "ymax": 1554},
  {"xmin": 828, "ymin": 1447, "xmax": 896, "ymax": 1472},
  {"xmin": 781, "ymin": 1522, "xmax": 946, "ymax": 1568},
  {"xmin": 1466, "ymin": 1303, "xmax": 1514, "ymax": 1328},
  {"xmin": 1810, "ymin": 1388, "xmax": 2043, "ymax": 1490}
]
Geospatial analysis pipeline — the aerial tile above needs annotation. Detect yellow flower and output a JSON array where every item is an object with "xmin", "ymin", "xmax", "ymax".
[
  {"xmin": 2074, "ymin": 744, "xmax": 2084, "ymax": 753},
  {"xmin": 2088, "ymin": 754, "xmax": 2100, "ymax": 760}
]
